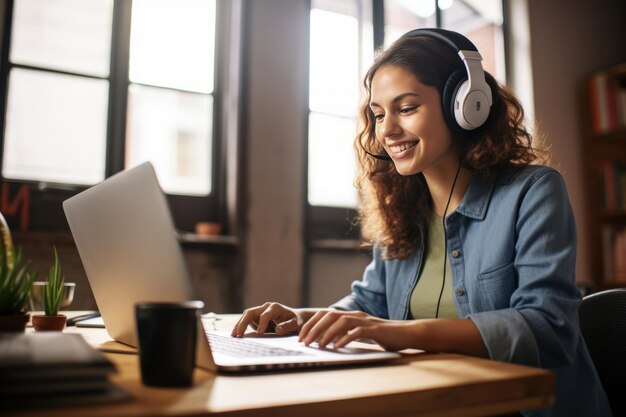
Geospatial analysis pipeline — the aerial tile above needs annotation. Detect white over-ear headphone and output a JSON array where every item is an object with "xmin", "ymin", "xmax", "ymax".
[{"xmin": 407, "ymin": 28, "xmax": 493, "ymax": 131}]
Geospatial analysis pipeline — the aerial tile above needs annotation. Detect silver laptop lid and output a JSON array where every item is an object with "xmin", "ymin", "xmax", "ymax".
[
  {"xmin": 63, "ymin": 162, "xmax": 193, "ymax": 346},
  {"xmin": 64, "ymin": 162, "xmax": 400, "ymax": 373}
]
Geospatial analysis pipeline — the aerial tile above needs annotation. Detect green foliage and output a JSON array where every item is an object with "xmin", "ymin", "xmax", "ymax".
[
  {"xmin": 43, "ymin": 246, "xmax": 64, "ymax": 316},
  {"xmin": 0, "ymin": 249, "xmax": 36, "ymax": 315},
  {"xmin": 0, "ymin": 211, "xmax": 35, "ymax": 315}
]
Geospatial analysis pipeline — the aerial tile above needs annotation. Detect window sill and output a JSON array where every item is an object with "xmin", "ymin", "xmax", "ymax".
[
  {"xmin": 178, "ymin": 232, "xmax": 240, "ymax": 250},
  {"xmin": 308, "ymin": 239, "xmax": 365, "ymax": 252},
  {"xmin": 13, "ymin": 231, "xmax": 75, "ymax": 245},
  {"xmin": 12, "ymin": 231, "xmax": 240, "ymax": 251}
]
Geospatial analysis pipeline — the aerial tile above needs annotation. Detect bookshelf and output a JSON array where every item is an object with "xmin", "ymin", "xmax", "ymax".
[{"xmin": 583, "ymin": 62, "xmax": 626, "ymax": 289}]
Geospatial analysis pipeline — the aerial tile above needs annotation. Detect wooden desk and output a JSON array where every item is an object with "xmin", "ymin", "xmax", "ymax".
[{"xmin": 10, "ymin": 314, "xmax": 554, "ymax": 417}]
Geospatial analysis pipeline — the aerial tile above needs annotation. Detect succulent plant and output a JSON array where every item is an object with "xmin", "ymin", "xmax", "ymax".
[
  {"xmin": 0, "ymin": 213, "xmax": 36, "ymax": 315},
  {"xmin": 43, "ymin": 246, "xmax": 65, "ymax": 316}
]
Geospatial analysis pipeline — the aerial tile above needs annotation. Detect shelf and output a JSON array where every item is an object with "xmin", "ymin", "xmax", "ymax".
[
  {"xmin": 588, "ymin": 127, "xmax": 626, "ymax": 142},
  {"xmin": 596, "ymin": 281, "xmax": 626, "ymax": 291},
  {"xmin": 583, "ymin": 62, "xmax": 626, "ymax": 288},
  {"xmin": 599, "ymin": 210, "xmax": 626, "ymax": 221}
]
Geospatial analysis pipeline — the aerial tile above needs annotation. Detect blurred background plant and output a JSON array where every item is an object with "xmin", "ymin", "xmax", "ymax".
[{"xmin": 0, "ymin": 212, "xmax": 36, "ymax": 316}]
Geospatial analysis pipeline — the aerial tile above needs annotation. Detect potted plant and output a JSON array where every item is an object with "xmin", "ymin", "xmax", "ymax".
[
  {"xmin": 0, "ymin": 212, "xmax": 36, "ymax": 332},
  {"xmin": 32, "ymin": 247, "xmax": 67, "ymax": 331}
]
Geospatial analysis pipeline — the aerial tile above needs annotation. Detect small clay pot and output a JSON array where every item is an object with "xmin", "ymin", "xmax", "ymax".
[
  {"xmin": 0, "ymin": 313, "xmax": 30, "ymax": 332},
  {"xmin": 32, "ymin": 314, "xmax": 67, "ymax": 332}
]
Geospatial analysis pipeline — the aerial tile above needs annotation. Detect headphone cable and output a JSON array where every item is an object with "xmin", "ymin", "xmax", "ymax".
[{"xmin": 435, "ymin": 161, "xmax": 462, "ymax": 318}]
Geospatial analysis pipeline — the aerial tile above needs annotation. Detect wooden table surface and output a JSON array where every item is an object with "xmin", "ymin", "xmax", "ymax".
[{"xmin": 7, "ymin": 312, "xmax": 554, "ymax": 417}]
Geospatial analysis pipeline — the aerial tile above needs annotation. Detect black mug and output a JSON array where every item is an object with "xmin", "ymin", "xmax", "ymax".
[{"xmin": 135, "ymin": 301, "xmax": 204, "ymax": 387}]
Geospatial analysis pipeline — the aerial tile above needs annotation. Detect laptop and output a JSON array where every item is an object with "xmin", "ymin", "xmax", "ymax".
[{"xmin": 63, "ymin": 162, "xmax": 401, "ymax": 372}]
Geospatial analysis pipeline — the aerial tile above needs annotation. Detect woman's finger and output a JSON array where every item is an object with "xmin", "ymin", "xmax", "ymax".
[
  {"xmin": 275, "ymin": 317, "xmax": 299, "ymax": 335},
  {"xmin": 334, "ymin": 326, "xmax": 367, "ymax": 349},
  {"xmin": 232, "ymin": 303, "xmax": 268, "ymax": 337},
  {"xmin": 258, "ymin": 302, "xmax": 291, "ymax": 334},
  {"xmin": 298, "ymin": 310, "xmax": 327, "ymax": 341},
  {"xmin": 317, "ymin": 315, "xmax": 361, "ymax": 348},
  {"xmin": 301, "ymin": 311, "xmax": 345, "ymax": 346},
  {"xmin": 256, "ymin": 308, "xmax": 277, "ymax": 335}
]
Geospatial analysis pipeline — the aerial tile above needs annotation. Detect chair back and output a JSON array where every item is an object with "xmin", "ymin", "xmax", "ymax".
[{"xmin": 579, "ymin": 288, "xmax": 626, "ymax": 416}]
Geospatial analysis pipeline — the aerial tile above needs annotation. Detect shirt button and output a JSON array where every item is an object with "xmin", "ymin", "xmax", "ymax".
[
  {"xmin": 451, "ymin": 249, "xmax": 461, "ymax": 258},
  {"xmin": 456, "ymin": 288, "xmax": 466, "ymax": 297}
]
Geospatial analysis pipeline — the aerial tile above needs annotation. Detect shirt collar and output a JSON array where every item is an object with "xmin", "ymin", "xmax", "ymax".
[{"xmin": 455, "ymin": 174, "xmax": 495, "ymax": 220}]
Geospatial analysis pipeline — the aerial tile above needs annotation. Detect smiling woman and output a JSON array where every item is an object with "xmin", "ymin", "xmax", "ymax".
[
  {"xmin": 369, "ymin": 66, "xmax": 454, "ymax": 178},
  {"xmin": 236, "ymin": 28, "xmax": 613, "ymax": 417}
]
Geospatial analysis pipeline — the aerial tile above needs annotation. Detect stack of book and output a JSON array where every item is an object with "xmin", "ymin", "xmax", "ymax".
[
  {"xmin": 599, "ymin": 161, "xmax": 626, "ymax": 211},
  {"xmin": 602, "ymin": 226, "xmax": 626, "ymax": 284},
  {"xmin": 588, "ymin": 64, "xmax": 626, "ymax": 135},
  {"xmin": 0, "ymin": 332, "xmax": 130, "ymax": 410}
]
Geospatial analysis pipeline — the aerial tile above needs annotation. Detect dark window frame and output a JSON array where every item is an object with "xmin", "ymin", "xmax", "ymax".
[{"xmin": 0, "ymin": 0, "xmax": 230, "ymax": 234}]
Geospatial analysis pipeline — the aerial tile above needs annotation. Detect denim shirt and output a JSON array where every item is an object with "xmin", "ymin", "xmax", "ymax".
[{"xmin": 331, "ymin": 165, "xmax": 612, "ymax": 417}]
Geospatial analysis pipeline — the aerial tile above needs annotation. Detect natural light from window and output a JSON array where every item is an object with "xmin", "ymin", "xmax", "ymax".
[
  {"xmin": 308, "ymin": 5, "xmax": 363, "ymax": 208},
  {"xmin": 3, "ymin": 0, "xmax": 112, "ymax": 184},
  {"xmin": 127, "ymin": 0, "xmax": 216, "ymax": 196}
]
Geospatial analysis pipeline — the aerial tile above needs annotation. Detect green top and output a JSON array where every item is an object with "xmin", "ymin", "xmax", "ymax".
[{"xmin": 409, "ymin": 213, "xmax": 458, "ymax": 319}]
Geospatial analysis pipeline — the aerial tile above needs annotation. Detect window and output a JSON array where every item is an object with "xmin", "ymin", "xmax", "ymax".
[
  {"xmin": 384, "ymin": 0, "xmax": 504, "ymax": 81},
  {"xmin": 440, "ymin": 0, "xmax": 505, "ymax": 82},
  {"xmin": 0, "ymin": 0, "xmax": 229, "ymax": 232},
  {"xmin": 126, "ymin": 0, "xmax": 216, "ymax": 196},
  {"xmin": 307, "ymin": 0, "xmax": 373, "ymax": 239},
  {"xmin": 4, "ymin": 0, "xmax": 112, "ymax": 185},
  {"xmin": 308, "ymin": 0, "xmax": 374, "ymax": 209},
  {"xmin": 306, "ymin": 0, "xmax": 505, "ymax": 240}
]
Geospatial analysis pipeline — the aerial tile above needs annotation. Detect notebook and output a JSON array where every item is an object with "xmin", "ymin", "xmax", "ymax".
[
  {"xmin": 0, "ymin": 332, "xmax": 129, "ymax": 409},
  {"xmin": 63, "ymin": 162, "xmax": 401, "ymax": 372}
]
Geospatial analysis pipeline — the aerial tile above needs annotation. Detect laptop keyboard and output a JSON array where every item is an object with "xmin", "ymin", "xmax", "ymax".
[{"xmin": 207, "ymin": 333, "xmax": 310, "ymax": 358}]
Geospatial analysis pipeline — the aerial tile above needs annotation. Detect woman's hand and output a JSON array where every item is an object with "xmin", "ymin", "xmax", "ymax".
[
  {"xmin": 231, "ymin": 302, "xmax": 316, "ymax": 337},
  {"xmin": 233, "ymin": 306, "xmax": 489, "ymax": 357},
  {"xmin": 299, "ymin": 310, "xmax": 415, "ymax": 351}
]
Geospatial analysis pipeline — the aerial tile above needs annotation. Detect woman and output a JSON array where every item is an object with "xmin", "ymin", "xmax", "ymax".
[{"xmin": 232, "ymin": 29, "xmax": 611, "ymax": 416}]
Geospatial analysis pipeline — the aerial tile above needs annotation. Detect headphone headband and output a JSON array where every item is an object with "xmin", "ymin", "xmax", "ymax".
[{"xmin": 406, "ymin": 28, "xmax": 478, "ymax": 53}]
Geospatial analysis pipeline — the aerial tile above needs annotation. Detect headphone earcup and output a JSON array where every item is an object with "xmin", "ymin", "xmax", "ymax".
[
  {"xmin": 442, "ymin": 69, "xmax": 467, "ymax": 131},
  {"xmin": 443, "ymin": 68, "xmax": 491, "ymax": 131}
]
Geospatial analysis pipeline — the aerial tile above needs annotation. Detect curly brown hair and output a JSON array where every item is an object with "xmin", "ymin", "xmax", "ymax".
[{"xmin": 355, "ymin": 32, "xmax": 549, "ymax": 260}]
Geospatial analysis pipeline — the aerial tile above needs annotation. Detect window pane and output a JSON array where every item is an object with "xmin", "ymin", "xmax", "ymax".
[
  {"xmin": 384, "ymin": 0, "xmax": 437, "ymax": 46},
  {"xmin": 308, "ymin": 113, "xmax": 358, "ymax": 208},
  {"xmin": 309, "ymin": 8, "xmax": 360, "ymax": 116},
  {"xmin": 309, "ymin": 1, "xmax": 371, "ymax": 209},
  {"xmin": 3, "ymin": 68, "xmax": 108, "ymax": 184},
  {"xmin": 10, "ymin": 0, "xmax": 113, "ymax": 77},
  {"xmin": 441, "ymin": 0, "xmax": 505, "ymax": 82},
  {"xmin": 129, "ymin": 0, "xmax": 216, "ymax": 93},
  {"xmin": 126, "ymin": 84, "xmax": 212, "ymax": 196}
]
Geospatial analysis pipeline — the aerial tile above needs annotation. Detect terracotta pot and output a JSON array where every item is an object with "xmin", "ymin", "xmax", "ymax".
[
  {"xmin": 0, "ymin": 313, "xmax": 30, "ymax": 332},
  {"xmin": 32, "ymin": 314, "xmax": 67, "ymax": 332}
]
